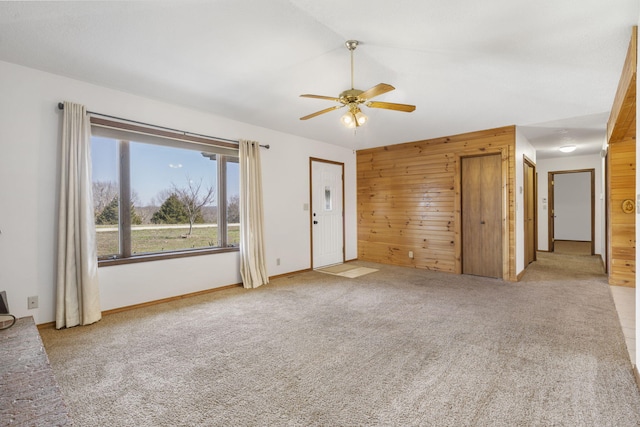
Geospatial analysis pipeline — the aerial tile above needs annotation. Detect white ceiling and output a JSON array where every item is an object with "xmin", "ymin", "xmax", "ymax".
[{"xmin": 0, "ymin": 1, "xmax": 637, "ymax": 157}]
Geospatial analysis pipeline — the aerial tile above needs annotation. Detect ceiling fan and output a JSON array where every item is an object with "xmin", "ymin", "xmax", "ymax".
[{"xmin": 299, "ymin": 40, "xmax": 416, "ymax": 128}]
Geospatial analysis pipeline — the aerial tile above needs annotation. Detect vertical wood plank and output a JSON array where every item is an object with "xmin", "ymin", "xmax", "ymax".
[{"xmin": 608, "ymin": 137, "xmax": 636, "ymax": 287}]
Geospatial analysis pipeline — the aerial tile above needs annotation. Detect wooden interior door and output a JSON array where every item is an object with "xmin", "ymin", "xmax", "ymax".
[
  {"xmin": 462, "ymin": 154, "xmax": 503, "ymax": 278},
  {"xmin": 523, "ymin": 159, "xmax": 536, "ymax": 266}
]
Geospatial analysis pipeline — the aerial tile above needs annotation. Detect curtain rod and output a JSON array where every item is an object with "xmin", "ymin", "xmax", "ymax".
[{"xmin": 57, "ymin": 102, "xmax": 269, "ymax": 149}]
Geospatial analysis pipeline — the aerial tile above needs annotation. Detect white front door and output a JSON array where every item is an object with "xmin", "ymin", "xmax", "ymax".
[{"xmin": 311, "ymin": 160, "xmax": 344, "ymax": 268}]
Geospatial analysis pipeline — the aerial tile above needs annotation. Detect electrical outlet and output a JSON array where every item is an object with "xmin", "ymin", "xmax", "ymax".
[
  {"xmin": 408, "ymin": 251, "xmax": 414, "ymax": 259},
  {"xmin": 276, "ymin": 258, "xmax": 281, "ymax": 266},
  {"xmin": 27, "ymin": 296, "xmax": 38, "ymax": 310}
]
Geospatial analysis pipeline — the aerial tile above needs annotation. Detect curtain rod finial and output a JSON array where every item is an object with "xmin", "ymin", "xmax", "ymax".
[{"xmin": 58, "ymin": 102, "xmax": 64, "ymax": 110}]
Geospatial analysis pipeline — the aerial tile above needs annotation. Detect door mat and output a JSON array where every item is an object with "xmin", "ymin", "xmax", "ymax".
[{"xmin": 316, "ymin": 264, "xmax": 379, "ymax": 278}]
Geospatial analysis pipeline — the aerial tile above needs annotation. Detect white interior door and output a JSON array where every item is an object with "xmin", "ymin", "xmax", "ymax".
[
  {"xmin": 311, "ymin": 160, "xmax": 344, "ymax": 268},
  {"xmin": 554, "ymin": 172, "xmax": 591, "ymax": 241}
]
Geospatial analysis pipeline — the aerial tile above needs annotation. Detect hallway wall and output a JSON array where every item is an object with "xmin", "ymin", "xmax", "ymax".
[{"xmin": 536, "ymin": 154, "xmax": 604, "ymax": 258}]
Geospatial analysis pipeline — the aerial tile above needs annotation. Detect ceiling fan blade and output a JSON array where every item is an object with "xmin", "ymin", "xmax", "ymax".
[
  {"xmin": 300, "ymin": 105, "xmax": 344, "ymax": 120},
  {"xmin": 300, "ymin": 94, "xmax": 342, "ymax": 102},
  {"xmin": 366, "ymin": 101, "xmax": 416, "ymax": 112},
  {"xmin": 358, "ymin": 83, "xmax": 395, "ymax": 101}
]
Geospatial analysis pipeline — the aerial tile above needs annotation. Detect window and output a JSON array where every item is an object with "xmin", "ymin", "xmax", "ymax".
[{"xmin": 91, "ymin": 118, "xmax": 239, "ymax": 264}]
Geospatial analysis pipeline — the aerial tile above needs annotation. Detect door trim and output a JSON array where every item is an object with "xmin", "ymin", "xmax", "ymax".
[
  {"xmin": 604, "ymin": 151, "xmax": 609, "ymax": 274},
  {"xmin": 309, "ymin": 157, "xmax": 345, "ymax": 269},
  {"xmin": 455, "ymin": 148, "xmax": 510, "ymax": 279},
  {"xmin": 523, "ymin": 155, "xmax": 537, "ymax": 265},
  {"xmin": 547, "ymin": 169, "xmax": 595, "ymax": 254}
]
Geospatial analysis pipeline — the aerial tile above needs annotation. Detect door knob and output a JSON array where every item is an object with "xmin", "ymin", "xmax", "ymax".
[
  {"xmin": 313, "ymin": 220, "xmax": 318, "ymax": 224},
  {"xmin": 480, "ymin": 221, "xmax": 486, "ymax": 224}
]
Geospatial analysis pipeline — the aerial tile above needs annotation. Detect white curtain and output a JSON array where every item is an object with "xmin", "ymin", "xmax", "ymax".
[
  {"xmin": 55, "ymin": 101, "xmax": 101, "ymax": 329},
  {"xmin": 239, "ymin": 140, "xmax": 269, "ymax": 289}
]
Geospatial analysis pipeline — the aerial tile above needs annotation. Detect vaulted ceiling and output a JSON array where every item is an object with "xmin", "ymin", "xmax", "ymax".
[{"xmin": 0, "ymin": 1, "xmax": 637, "ymax": 157}]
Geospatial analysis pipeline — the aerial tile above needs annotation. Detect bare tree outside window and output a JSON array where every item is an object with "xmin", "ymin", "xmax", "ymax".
[
  {"xmin": 92, "ymin": 180, "xmax": 118, "ymax": 219},
  {"xmin": 227, "ymin": 194, "xmax": 240, "ymax": 224},
  {"xmin": 172, "ymin": 176, "xmax": 216, "ymax": 236}
]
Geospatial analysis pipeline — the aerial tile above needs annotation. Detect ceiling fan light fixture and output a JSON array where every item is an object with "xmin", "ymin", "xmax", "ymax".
[
  {"xmin": 559, "ymin": 145, "xmax": 576, "ymax": 153},
  {"xmin": 341, "ymin": 105, "xmax": 367, "ymax": 128},
  {"xmin": 341, "ymin": 111, "xmax": 356, "ymax": 128}
]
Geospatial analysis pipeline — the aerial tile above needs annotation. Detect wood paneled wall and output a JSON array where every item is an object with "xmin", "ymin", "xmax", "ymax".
[
  {"xmin": 608, "ymin": 138, "xmax": 636, "ymax": 286},
  {"xmin": 357, "ymin": 126, "xmax": 517, "ymax": 281},
  {"xmin": 607, "ymin": 26, "xmax": 636, "ymax": 287}
]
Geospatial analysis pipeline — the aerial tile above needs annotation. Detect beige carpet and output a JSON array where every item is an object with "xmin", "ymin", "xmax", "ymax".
[
  {"xmin": 529, "ymin": 251, "xmax": 605, "ymax": 280},
  {"xmin": 553, "ymin": 240, "xmax": 592, "ymax": 256},
  {"xmin": 40, "ymin": 254, "xmax": 640, "ymax": 426}
]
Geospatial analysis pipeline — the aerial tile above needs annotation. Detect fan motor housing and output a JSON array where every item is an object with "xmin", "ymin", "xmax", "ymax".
[{"xmin": 339, "ymin": 89, "xmax": 364, "ymax": 104}]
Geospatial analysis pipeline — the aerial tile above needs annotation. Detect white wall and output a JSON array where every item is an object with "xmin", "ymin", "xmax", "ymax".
[
  {"xmin": 0, "ymin": 60, "xmax": 357, "ymax": 324},
  {"xmin": 515, "ymin": 127, "xmax": 537, "ymax": 276},
  {"xmin": 536, "ymin": 154, "xmax": 604, "ymax": 257}
]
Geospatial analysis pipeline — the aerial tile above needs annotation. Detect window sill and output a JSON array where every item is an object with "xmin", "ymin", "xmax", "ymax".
[{"xmin": 98, "ymin": 246, "xmax": 239, "ymax": 267}]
